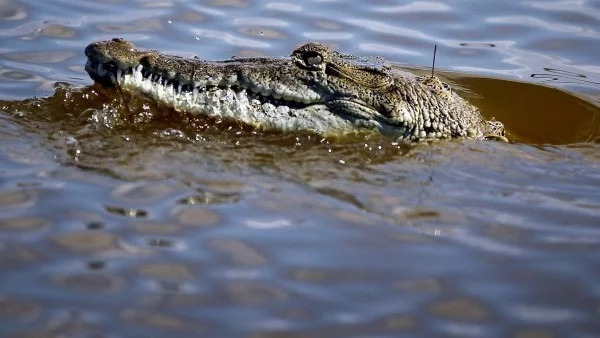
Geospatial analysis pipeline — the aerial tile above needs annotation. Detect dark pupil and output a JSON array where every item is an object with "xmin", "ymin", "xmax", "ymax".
[{"xmin": 304, "ymin": 52, "xmax": 322, "ymax": 65}]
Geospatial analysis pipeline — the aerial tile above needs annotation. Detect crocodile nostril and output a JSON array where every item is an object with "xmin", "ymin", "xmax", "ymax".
[
  {"xmin": 139, "ymin": 56, "xmax": 151, "ymax": 66},
  {"xmin": 84, "ymin": 43, "xmax": 98, "ymax": 57},
  {"xmin": 112, "ymin": 38, "xmax": 124, "ymax": 43}
]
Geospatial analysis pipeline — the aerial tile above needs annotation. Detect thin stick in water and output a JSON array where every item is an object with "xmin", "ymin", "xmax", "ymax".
[{"xmin": 431, "ymin": 44, "xmax": 437, "ymax": 77}]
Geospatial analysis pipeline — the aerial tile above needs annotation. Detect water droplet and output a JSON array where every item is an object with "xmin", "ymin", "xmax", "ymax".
[{"xmin": 65, "ymin": 136, "xmax": 78, "ymax": 146}]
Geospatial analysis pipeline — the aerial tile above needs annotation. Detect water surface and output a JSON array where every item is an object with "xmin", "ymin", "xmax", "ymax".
[{"xmin": 1, "ymin": 0, "xmax": 600, "ymax": 337}]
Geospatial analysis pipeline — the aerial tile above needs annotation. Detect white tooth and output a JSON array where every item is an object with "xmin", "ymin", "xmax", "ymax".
[
  {"xmin": 178, "ymin": 84, "xmax": 183, "ymax": 93},
  {"xmin": 98, "ymin": 63, "xmax": 105, "ymax": 75},
  {"xmin": 193, "ymin": 87, "xmax": 199, "ymax": 99},
  {"xmin": 136, "ymin": 65, "xmax": 143, "ymax": 73},
  {"xmin": 116, "ymin": 69, "xmax": 122, "ymax": 80},
  {"xmin": 110, "ymin": 74, "xmax": 116, "ymax": 85}
]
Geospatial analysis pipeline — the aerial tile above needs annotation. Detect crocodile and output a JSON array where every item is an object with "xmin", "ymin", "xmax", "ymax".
[{"xmin": 85, "ymin": 38, "xmax": 506, "ymax": 141}]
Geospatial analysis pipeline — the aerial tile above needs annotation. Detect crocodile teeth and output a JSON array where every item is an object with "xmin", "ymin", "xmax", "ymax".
[{"xmin": 106, "ymin": 61, "xmax": 318, "ymax": 109}]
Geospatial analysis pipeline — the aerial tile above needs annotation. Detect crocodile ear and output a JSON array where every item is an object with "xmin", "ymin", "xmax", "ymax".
[
  {"xmin": 327, "ymin": 62, "xmax": 393, "ymax": 89},
  {"xmin": 419, "ymin": 76, "xmax": 454, "ymax": 99}
]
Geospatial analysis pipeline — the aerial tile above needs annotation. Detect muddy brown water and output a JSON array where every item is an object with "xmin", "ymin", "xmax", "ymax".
[{"xmin": 1, "ymin": 0, "xmax": 600, "ymax": 337}]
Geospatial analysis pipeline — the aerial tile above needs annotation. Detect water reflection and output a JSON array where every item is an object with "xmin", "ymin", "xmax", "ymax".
[{"xmin": 531, "ymin": 67, "xmax": 600, "ymax": 86}]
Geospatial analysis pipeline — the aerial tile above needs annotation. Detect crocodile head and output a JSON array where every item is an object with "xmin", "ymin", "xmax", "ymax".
[{"xmin": 85, "ymin": 38, "xmax": 505, "ymax": 141}]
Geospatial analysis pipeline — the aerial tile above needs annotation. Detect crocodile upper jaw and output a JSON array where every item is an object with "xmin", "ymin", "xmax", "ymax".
[{"xmin": 85, "ymin": 52, "xmax": 393, "ymax": 136}]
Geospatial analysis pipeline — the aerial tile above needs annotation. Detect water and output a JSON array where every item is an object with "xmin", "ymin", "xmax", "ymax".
[{"xmin": 1, "ymin": 0, "xmax": 600, "ymax": 337}]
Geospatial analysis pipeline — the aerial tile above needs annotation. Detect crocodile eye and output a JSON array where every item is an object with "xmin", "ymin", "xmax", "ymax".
[{"xmin": 303, "ymin": 52, "xmax": 323, "ymax": 66}]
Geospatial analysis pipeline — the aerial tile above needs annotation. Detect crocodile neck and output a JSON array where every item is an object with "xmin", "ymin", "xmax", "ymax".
[{"xmin": 84, "ymin": 38, "xmax": 505, "ymax": 141}]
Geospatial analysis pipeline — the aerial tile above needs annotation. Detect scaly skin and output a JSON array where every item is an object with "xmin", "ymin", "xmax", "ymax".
[{"xmin": 84, "ymin": 38, "xmax": 506, "ymax": 141}]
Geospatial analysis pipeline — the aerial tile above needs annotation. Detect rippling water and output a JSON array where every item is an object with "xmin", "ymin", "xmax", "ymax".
[{"xmin": 1, "ymin": 0, "xmax": 600, "ymax": 337}]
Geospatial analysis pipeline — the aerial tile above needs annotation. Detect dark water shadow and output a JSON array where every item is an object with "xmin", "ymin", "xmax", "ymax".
[
  {"xmin": 402, "ymin": 66, "xmax": 600, "ymax": 145},
  {"xmin": 458, "ymin": 75, "xmax": 600, "ymax": 145}
]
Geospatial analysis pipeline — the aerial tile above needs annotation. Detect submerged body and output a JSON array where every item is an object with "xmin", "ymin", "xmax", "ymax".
[{"xmin": 85, "ymin": 38, "xmax": 505, "ymax": 141}]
